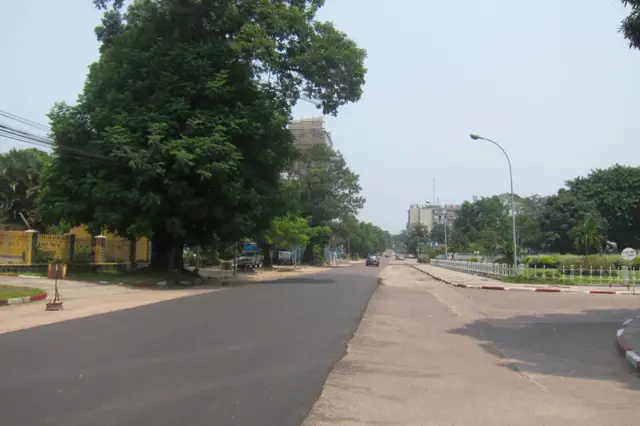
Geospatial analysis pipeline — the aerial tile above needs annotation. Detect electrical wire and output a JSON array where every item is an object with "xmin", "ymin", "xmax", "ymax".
[
  {"xmin": 0, "ymin": 111, "xmax": 117, "ymax": 165},
  {"xmin": 0, "ymin": 109, "xmax": 50, "ymax": 132}
]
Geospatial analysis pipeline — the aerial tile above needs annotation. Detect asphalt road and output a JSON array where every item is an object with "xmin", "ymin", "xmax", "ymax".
[{"xmin": 0, "ymin": 261, "xmax": 383, "ymax": 426}]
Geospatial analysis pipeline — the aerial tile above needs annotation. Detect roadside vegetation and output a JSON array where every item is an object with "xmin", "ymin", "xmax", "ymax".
[
  {"xmin": 0, "ymin": 0, "xmax": 392, "ymax": 283},
  {"xmin": 0, "ymin": 285, "xmax": 43, "ymax": 301}
]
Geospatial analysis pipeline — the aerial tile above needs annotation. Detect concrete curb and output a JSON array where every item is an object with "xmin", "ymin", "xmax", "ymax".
[
  {"xmin": 617, "ymin": 318, "xmax": 640, "ymax": 371},
  {"xmin": 0, "ymin": 292, "xmax": 48, "ymax": 307},
  {"xmin": 409, "ymin": 264, "xmax": 635, "ymax": 296}
]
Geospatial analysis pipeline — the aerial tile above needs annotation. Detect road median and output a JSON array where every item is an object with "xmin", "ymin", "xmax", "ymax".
[
  {"xmin": 617, "ymin": 317, "xmax": 640, "ymax": 371},
  {"xmin": 0, "ymin": 284, "xmax": 47, "ymax": 307},
  {"xmin": 410, "ymin": 263, "xmax": 638, "ymax": 296}
]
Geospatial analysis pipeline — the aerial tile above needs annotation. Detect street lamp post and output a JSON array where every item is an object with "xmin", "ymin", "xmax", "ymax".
[
  {"xmin": 444, "ymin": 216, "xmax": 448, "ymax": 259},
  {"xmin": 469, "ymin": 133, "xmax": 518, "ymax": 274}
]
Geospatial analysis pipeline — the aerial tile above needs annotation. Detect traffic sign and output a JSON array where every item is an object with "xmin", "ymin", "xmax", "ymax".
[
  {"xmin": 622, "ymin": 247, "xmax": 637, "ymax": 261},
  {"xmin": 243, "ymin": 243, "xmax": 258, "ymax": 252}
]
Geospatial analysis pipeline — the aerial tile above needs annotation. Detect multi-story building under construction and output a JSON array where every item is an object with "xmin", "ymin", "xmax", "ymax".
[{"xmin": 288, "ymin": 116, "xmax": 333, "ymax": 151}]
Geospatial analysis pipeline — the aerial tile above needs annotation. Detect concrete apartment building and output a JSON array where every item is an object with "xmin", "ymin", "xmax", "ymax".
[{"xmin": 407, "ymin": 202, "xmax": 461, "ymax": 232}]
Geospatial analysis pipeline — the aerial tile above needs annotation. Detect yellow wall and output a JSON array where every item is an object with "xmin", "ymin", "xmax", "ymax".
[
  {"xmin": 69, "ymin": 226, "xmax": 150, "ymax": 263},
  {"xmin": 0, "ymin": 231, "xmax": 32, "ymax": 264},
  {"xmin": 0, "ymin": 227, "xmax": 151, "ymax": 265}
]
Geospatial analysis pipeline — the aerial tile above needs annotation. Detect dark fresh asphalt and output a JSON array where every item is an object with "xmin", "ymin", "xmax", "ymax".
[{"xmin": 0, "ymin": 262, "xmax": 384, "ymax": 426}]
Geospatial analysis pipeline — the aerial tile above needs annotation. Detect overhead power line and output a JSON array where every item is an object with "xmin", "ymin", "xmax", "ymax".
[
  {"xmin": 0, "ymin": 109, "xmax": 50, "ymax": 132},
  {"xmin": 0, "ymin": 110, "xmax": 116, "ymax": 165}
]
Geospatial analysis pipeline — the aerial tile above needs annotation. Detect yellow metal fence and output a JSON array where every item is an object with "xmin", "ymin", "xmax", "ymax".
[{"xmin": 0, "ymin": 230, "xmax": 151, "ymax": 265}]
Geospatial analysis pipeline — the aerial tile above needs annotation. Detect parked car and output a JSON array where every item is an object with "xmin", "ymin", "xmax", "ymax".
[{"xmin": 366, "ymin": 255, "xmax": 380, "ymax": 267}]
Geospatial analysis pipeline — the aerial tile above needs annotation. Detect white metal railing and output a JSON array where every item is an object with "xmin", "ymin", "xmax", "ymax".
[
  {"xmin": 430, "ymin": 259, "xmax": 639, "ymax": 288},
  {"xmin": 431, "ymin": 260, "xmax": 514, "ymax": 277}
]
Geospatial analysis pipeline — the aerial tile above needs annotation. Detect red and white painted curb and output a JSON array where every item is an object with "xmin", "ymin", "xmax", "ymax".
[
  {"xmin": 617, "ymin": 319, "xmax": 640, "ymax": 371},
  {"xmin": 0, "ymin": 292, "xmax": 48, "ymax": 307},
  {"xmin": 409, "ymin": 265, "xmax": 635, "ymax": 295},
  {"xmin": 450, "ymin": 282, "xmax": 629, "ymax": 295}
]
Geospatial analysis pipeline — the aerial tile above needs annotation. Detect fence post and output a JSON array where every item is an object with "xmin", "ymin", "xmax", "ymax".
[
  {"xmin": 94, "ymin": 235, "xmax": 106, "ymax": 264},
  {"xmin": 25, "ymin": 229, "xmax": 39, "ymax": 265},
  {"xmin": 65, "ymin": 233, "xmax": 76, "ymax": 263}
]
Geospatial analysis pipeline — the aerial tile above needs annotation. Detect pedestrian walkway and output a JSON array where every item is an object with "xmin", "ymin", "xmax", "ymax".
[
  {"xmin": 0, "ymin": 276, "xmax": 220, "ymax": 334},
  {"xmin": 304, "ymin": 263, "xmax": 640, "ymax": 426},
  {"xmin": 411, "ymin": 263, "xmax": 638, "ymax": 296}
]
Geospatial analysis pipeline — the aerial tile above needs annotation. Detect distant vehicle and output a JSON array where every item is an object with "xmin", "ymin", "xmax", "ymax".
[
  {"xmin": 276, "ymin": 251, "xmax": 294, "ymax": 265},
  {"xmin": 384, "ymin": 253, "xmax": 390, "ymax": 258},
  {"xmin": 366, "ymin": 255, "xmax": 380, "ymax": 267},
  {"xmin": 237, "ymin": 253, "xmax": 263, "ymax": 268},
  {"xmin": 395, "ymin": 254, "xmax": 405, "ymax": 261}
]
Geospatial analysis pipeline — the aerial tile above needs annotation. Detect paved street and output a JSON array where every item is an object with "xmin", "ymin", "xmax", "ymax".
[
  {"xmin": 305, "ymin": 263, "xmax": 640, "ymax": 425},
  {"xmin": 4, "ymin": 260, "xmax": 640, "ymax": 425},
  {"xmin": 0, "ymin": 262, "xmax": 382, "ymax": 426}
]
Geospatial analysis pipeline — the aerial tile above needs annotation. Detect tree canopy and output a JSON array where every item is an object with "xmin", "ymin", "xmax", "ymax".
[
  {"xmin": 290, "ymin": 144, "xmax": 365, "ymax": 226},
  {"xmin": 331, "ymin": 217, "xmax": 390, "ymax": 257},
  {"xmin": 447, "ymin": 164, "xmax": 640, "ymax": 258},
  {"xmin": 621, "ymin": 1, "xmax": 640, "ymax": 50},
  {"xmin": 38, "ymin": 0, "xmax": 367, "ymax": 270},
  {"xmin": 0, "ymin": 148, "xmax": 48, "ymax": 229}
]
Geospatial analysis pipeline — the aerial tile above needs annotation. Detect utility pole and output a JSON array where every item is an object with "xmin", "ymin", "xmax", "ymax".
[{"xmin": 233, "ymin": 241, "xmax": 237, "ymax": 276}]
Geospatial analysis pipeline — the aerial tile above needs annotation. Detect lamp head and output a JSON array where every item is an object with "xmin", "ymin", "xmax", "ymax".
[{"xmin": 469, "ymin": 133, "xmax": 483, "ymax": 141}]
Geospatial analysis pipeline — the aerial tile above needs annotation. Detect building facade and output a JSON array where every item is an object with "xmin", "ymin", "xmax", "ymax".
[{"xmin": 407, "ymin": 202, "xmax": 461, "ymax": 232}]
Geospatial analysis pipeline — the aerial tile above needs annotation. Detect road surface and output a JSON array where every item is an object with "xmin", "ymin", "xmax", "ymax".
[
  {"xmin": 0, "ymin": 261, "xmax": 383, "ymax": 426},
  {"xmin": 304, "ymin": 262, "xmax": 640, "ymax": 425}
]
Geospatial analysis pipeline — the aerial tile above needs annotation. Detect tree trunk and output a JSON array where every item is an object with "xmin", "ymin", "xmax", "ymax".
[
  {"xmin": 259, "ymin": 241, "xmax": 273, "ymax": 268},
  {"xmin": 128, "ymin": 236, "xmax": 137, "ymax": 269},
  {"xmin": 149, "ymin": 235, "xmax": 185, "ymax": 271},
  {"xmin": 303, "ymin": 242, "xmax": 314, "ymax": 264}
]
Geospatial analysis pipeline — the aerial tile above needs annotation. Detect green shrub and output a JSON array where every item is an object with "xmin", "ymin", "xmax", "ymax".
[
  {"xmin": 525, "ymin": 255, "xmax": 560, "ymax": 268},
  {"xmin": 73, "ymin": 245, "xmax": 92, "ymax": 263},
  {"xmin": 184, "ymin": 251, "xmax": 197, "ymax": 267},
  {"xmin": 555, "ymin": 255, "xmax": 623, "ymax": 276},
  {"xmin": 34, "ymin": 248, "xmax": 56, "ymax": 263},
  {"xmin": 467, "ymin": 256, "xmax": 479, "ymax": 263}
]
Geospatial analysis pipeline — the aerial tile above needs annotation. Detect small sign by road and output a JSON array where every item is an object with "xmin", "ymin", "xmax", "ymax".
[{"xmin": 621, "ymin": 247, "xmax": 637, "ymax": 261}]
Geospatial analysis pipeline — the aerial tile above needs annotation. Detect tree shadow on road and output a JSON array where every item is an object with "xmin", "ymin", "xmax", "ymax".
[{"xmin": 448, "ymin": 307, "xmax": 640, "ymax": 390}]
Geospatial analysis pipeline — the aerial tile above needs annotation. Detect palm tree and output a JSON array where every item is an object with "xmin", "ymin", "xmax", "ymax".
[{"xmin": 569, "ymin": 218, "xmax": 601, "ymax": 256}]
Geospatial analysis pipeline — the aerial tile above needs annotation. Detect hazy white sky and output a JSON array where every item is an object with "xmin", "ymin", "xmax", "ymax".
[{"xmin": 2, "ymin": 0, "xmax": 639, "ymax": 233}]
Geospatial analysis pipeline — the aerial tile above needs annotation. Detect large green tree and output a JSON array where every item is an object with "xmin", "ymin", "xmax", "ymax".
[
  {"xmin": 39, "ymin": 0, "xmax": 367, "ymax": 271},
  {"xmin": 289, "ymin": 144, "xmax": 365, "ymax": 260},
  {"xmin": 0, "ymin": 148, "xmax": 48, "ymax": 229},
  {"xmin": 406, "ymin": 223, "xmax": 430, "ymax": 256},
  {"xmin": 566, "ymin": 165, "xmax": 640, "ymax": 249},
  {"xmin": 537, "ymin": 190, "xmax": 605, "ymax": 254},
  {"xmin": 339, "ymin": 220, "xmax": 390, "ymax": 258},
  {"xmin": 450, "ymin": 196, "xmax": 511, "ymax": 257}
]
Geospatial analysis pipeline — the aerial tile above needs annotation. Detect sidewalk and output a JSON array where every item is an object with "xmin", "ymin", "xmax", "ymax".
[
  {"xmin": 198, "ymin": 265, "xmax": 331, "ymax": 281},
  {"xmin": 411, "ymin": 263, "xmax": 638, "ymax": 296},
  {"xmin": 0, "ymin": 276, "xmax": 220, "ymax": 334},
  {"xmin": 303, "ymin": 263, "xmax": 622, "ymax": 425}
]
